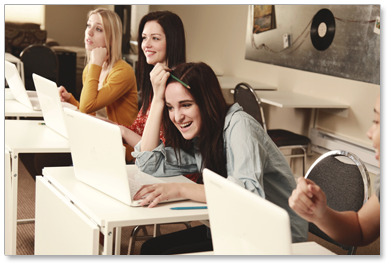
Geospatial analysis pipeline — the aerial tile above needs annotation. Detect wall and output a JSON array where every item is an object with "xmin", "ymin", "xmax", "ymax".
[
  {"xmin": 150, "ymin": 5, "xmax": 380, "ymax": 149},
  {"xmin": 45, "ymin": 5, "xmax": 92, "ymax": 47},
  {"xmin": 44, "ymin": 5, "xmax": 102, "ymax": 47}
]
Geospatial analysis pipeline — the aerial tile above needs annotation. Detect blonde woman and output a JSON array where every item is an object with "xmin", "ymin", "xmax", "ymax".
[
  {"xmin": 59, "ymin": 8, "xmax": 138, "ymax": 162},
  {"xmin": 21, "ymin": 8, "xmax": 138, "ymax": 179}
]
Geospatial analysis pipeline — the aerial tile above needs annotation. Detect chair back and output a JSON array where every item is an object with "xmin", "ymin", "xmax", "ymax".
[
  {"xmin": 20, "ymin": 44, "xmax": 59, "ymax": 90},
  {"xmin": 234, "ymin": 82, "xmax": 267, "ymax": 131},
  {"xmin": 305, "ymin": 150, "xmax": 370, "ymax": 254}
]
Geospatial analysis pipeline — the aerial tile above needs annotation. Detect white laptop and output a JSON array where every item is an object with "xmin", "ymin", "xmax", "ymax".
[
  {"xmin": 32, "ymin": 73, "xmax": 78, "ymax": 138},
  {"xmin": 5, "ymin": 60, "xmax": 41, "ymax": 110},
  {"xmin": 203, "ymin": 168, "xmax": 335, "ymax": 255},
  {"xmin": 63, "ymin": 107, "xmax": 194, "ymax": 207}
]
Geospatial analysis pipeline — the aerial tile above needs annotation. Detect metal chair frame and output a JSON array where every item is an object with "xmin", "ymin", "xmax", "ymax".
[
  {"xmin": 127, "ymin": 222, "xmax": 192, "ymax": 255},
  {"xmin": 305, "ymin": 149, "xmax": 370, "ymax": 255}
]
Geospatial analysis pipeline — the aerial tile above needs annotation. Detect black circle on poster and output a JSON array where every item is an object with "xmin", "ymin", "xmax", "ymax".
[{"xmin": 310, "ymin": 8, "xmax": 336, "ymax": 51}]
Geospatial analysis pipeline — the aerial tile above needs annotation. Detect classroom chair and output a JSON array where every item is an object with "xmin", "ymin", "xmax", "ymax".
[
  {"xmin": 234, "ymin": 82, "xmax": 310, "ymax": 176},
  {"xmin": 127, "ymin": 222, "xmax": 192, "ymax": 255},
  {"xmin": 20, "ymin": 44, "xmax": 59, "ymax": 91},
  {"xmin": 304, "ymin": 150, "xmax": 370, "ymax": 255}
]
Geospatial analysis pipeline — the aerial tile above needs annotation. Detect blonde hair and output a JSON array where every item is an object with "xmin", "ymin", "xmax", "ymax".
[{"xmin": 85, "ymin": 8, "xmax": 122, "ymax": 74}]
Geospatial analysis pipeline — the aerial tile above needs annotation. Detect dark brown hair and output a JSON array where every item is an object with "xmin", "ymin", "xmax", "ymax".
[
  {"xmin": 137, "ymin": 11, "xmax": 186, "ymax": 114},
  {"xmin": 163, "ymin": 62, "xmax": 230, "ymax": 181}
]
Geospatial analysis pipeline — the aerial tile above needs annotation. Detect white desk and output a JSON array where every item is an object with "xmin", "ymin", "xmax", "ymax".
[
  {"xmin": 5, "ymin": 120, "xmax": 70, "ymax": 255},
  {"xmin": 256, "ymin": 91, "xmax": 349, "ymax": 109},
  {"xmin": 5, "ymin": 99, "xmax": 43, "ymax": 119},
  {"xmin": 5, "ymin": 150, "xmax": 12, "ymax": 255},
  {"xmin": 255, "ymin": 91, "xmax": 349, "ymax": 129},
  {"xmin": 181, "ymin": 242, "xmax": 336, "ymax": 255},
  {"xmin": 218, "ymin": 76, "xmax": 277, "ymax": 90},
  {"xmin": 220, "ymin": 76, "xmax": 277, "ymax": 104},
  {"xmin": 35, "ymin": 166, "xmax": 209, "ymax": 255}
]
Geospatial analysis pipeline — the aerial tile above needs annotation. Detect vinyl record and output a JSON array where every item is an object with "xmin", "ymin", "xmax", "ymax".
[{"xmin": 310, "ymin": 8, "xmax": 336, "ymax": 51}]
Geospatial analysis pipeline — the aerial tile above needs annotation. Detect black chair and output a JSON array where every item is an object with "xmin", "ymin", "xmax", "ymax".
[
  {"xmin": 304, "ymin": 150, "xmax": 370, "ymax": 255},
  {"xmin": 20, "ymin": 44, "xmax": 59, "ymax": 91},
  {"xmin": 234, "ymin": 82, "xmax": 310, "ymax": 175},
  {"xmin": 126, "ymin": 222, "xmax": 192, "ymax": 255}
]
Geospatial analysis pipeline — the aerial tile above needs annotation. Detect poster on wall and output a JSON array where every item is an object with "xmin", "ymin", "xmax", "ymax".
[{"xmin": 245, "ymin": 5, "xmax": 380, "ymax": 85}]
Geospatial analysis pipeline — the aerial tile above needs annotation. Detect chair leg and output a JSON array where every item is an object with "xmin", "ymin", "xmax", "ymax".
[
  {"xmin": 183, "ymin": 221, "xmax": 192, "ymax": 229},
  {"xmin": 127, "ymin": 225, "xmax": 152, "ymax": 255},
  {"xmin": 127, "ymin": 222, "xmax": 193, "ymax": 255},
  {"xmin": 153, "ymin": 224, "xmax": 161, "ymax": 237},
  {"xmin": 348, "ymin": 246, "xmax": 357, "ymax": 255}
]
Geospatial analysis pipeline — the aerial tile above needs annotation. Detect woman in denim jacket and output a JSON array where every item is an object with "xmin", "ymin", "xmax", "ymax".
[{"xmin": 130, "ymin": 62, "xmax": 307, "ymax": 254}]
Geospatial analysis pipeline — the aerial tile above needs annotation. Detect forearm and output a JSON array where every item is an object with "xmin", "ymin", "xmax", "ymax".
[
  {"xmin": 179, "ymin": 184, "xmax": 206, "ymax": 203},
  {"xmin": 314, "ymin": 197, "xmax": 380, "ymax": 247},
  {"xmin": 314, "ymin": 208, "xmax": 364, "ymax": 246},
  {"xmin": 140, "ymin": 99, "xmax": 165, "ymax": 151},
  {"xmin": 120, "ymin": 126, "xmax": 142, "ymax": 148}
]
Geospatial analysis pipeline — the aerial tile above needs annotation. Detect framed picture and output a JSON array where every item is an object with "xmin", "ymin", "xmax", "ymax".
[{"xmin": 253, "ymin": 5, "xmax": 276, "ymax": 34}]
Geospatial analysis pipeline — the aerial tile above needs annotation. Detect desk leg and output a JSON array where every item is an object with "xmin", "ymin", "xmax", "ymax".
[
  {"xmin": 9, "ymin": 153, "xmax": 19, "ymax": 255},
  {"xmin": 103, "ymin": 224, "xmax": 114, "ymax": 255},
  {"xmin": 115, "ymin": 227, "xmax": 122, "ymax": 255},
  {"xmin": 310, "ymin": 108, "xmax": 318, "ymax": 129}
]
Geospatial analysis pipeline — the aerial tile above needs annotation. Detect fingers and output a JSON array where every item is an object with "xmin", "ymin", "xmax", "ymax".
[
  {"xmin": 58, "ymin": 86, "xmax": 69, "ymax": 102},
  {"xmin": 150, "ymin": 63, "xmax": 171, "ymax": 83},
  {"xmin": 133, "ymin": 184, "xmax": 154, "ymax": 200},
  {"xmin": 289, "ymin": 177, "xmax": 316, "ymax": 215}
]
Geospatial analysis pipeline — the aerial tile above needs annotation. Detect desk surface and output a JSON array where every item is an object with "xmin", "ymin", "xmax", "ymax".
[
  {"xmin": 5, "ymin": 99, "xmax": 43, "ymax": 117},
  {"xmin": 43, "ymin": 166, "xmax": 209, "ymax": 228},
  {"xmin": 5, "ymin": 120, "xmax": 69, "ymax": 154},
  {"xmin": 181, "ymin": 242, "xmax": 336, "ymax": 255},
  {"xmin": 256, "ymin": 91, "xmax": 349, "ymax": 109},
  {"xmin": 218, "ymin": 76, "xmax": 277, "ymax": 90}
]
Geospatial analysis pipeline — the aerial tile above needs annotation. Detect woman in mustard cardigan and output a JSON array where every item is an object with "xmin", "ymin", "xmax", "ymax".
[{"xmin": 20, "ymin": 8, "xmax": 138, "ymax": 179}]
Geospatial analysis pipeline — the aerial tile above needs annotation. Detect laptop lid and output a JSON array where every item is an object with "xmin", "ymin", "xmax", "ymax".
[
  {"xmin": 5, "ymin": 60, "xmax": 36, "ymax": 110},
  {"xmin": 203, "ymin": 168, "xmax": 293, "ymax": 255},
  {"xmin": 33, "ymin": 74, "xmax": 70, "ymax": 138},
  {"xmin": 63, "ymin": 107, "xmax": 193, "ymax": 207},
  {"xmin": 63, "ymin": 107, "xmax": 135, "ymax": 206}
]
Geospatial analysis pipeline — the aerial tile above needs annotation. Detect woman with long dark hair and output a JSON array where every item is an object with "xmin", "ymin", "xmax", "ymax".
[
  {"xmin": 131, "ymin": 62, "xmax": 308, "ymax": 254},
  {"xmin": 118, "ymin": 10, "xmax": 186, "ymax": 149}
]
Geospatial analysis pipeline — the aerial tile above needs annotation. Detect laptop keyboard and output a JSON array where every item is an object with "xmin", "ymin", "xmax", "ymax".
[
  {"xmin": 128, "ymin": 176, "xmax": 143, "ymax": 198},
  {"xmin": 29, "ymin": 97, "xmax": 41, "ymax": 110}
]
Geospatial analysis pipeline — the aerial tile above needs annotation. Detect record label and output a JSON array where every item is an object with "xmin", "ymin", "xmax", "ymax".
[{"xmin": 310, "ymin": 9, "xmax": 336, "ymax": 51}]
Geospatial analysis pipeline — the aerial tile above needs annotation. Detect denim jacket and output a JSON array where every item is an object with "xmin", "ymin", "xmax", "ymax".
[{"xmin": 132, "ymin": 103, "xmax": 308, "ymax": 243}]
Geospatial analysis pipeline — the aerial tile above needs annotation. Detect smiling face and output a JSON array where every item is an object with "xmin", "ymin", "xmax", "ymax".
[
  {"xmin": 85, "ymin": 14, "xmax": 106, "ymax": 51},
  {"xmin": 367, "ymin": 96, "xmax": 380, "ymax": 167},
  {"xmin": 141, "ymin": 20, "xmax": 167, "ymax": 65},
  {"xmin": 165, "ymin": 82, "xmax": 202, "ymax": 140}
]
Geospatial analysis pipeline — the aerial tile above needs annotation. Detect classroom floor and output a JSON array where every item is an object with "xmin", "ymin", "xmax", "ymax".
[{"xmin": 15, "ymin": 158, "xmax": 380, "ymax": 255}]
